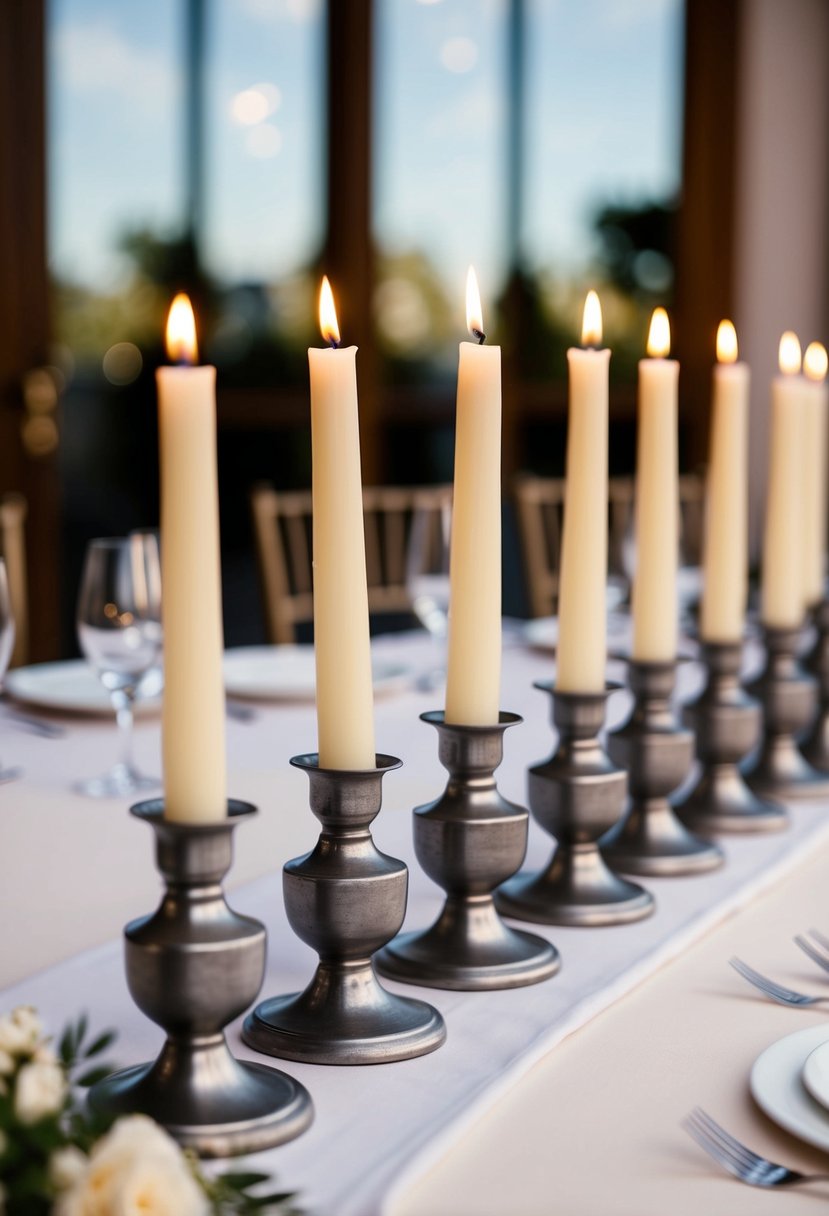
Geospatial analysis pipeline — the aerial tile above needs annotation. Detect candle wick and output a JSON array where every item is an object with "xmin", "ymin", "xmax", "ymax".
[
  {"xmin": 472, "ymin": 328, "xmax": 486, "ymax": 345},
  {"xmin": 327, "ymin": 337, "xmax": 340, "ymax": 350}
]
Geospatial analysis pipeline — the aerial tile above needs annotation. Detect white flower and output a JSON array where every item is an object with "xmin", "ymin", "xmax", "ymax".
[
  {"xmin": 49, "ymin": 1145, "xmax": 88, "ymax": 1191},
  {"xmin": 0, "ymin": 1050, "xmax": 13, "ymax": 1076},
  {"xmin": 13, "ymin": 1059, "xmax": 67, "ymax": 1124},
  {"xmin": 54, "ymin": 1116, "xmax": 205, "ymax": 1216},
  {"xmin": 0, "ymin": 1006, "xmax": 42, "ymax": 1055},
  {"xmin": 34, "ymin": 1042, "xmax": 58, "ymax": 1066}
]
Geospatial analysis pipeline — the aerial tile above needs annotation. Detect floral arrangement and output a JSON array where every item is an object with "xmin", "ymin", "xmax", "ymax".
[{"xmin": 0, "ymin": 1007, "xmax": 301, "ymax": 1215}]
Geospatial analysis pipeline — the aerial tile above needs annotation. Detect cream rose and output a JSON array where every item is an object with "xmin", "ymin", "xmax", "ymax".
[
  {"xmin": 49, "ymin": 1145, "xmax": 88, "ymax": 1191},
  {"xmin": 110, "ymin": 1154, "xmax": 207, "ymax": 1216},
  {"xmin": 0, "ymin": 1050, "xmax": 12, "ymax": 1076},
  {"xmin": 0, "ymin": 1006, "xmax": 42, "ymax": 1055},
  {"xmin": 13, "ymin": 1059, "xmax": 67, "ymax": 1124}
]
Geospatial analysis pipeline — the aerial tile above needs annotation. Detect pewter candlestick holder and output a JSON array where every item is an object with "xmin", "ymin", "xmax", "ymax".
[
  {"xmin": 376, "ymin": 712, "xmax": 560, "ymax": 991},
  {"xmin": 88, "ymin": 801, "xmax": 313, "ymax": 1158},
  {"xmin": 800, "ymin": 599, "xmax": 829, "ymax": 771},
  {"xmin": 243, "ymin": 754, "xmax": 446, "ymax": 1065},
  {"xmin": 741, "ymin": 625, "xmax": 829, "ymax": 800},
  {"xmin": 495, "ymin": 683, "xmax": 655, "ymax": 927},
  {"xmin": 601, "ymin": 661, "xmax": 723, "ymax": 876},
  {"xmin": 674, "ymin": 640, "xmax": 787, "ymax": 832}
]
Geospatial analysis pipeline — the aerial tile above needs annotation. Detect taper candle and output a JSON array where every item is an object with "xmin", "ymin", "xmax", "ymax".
[
  {"xmin": 802, "ymin": 341, "xmax": 828, "ymax": 609},
  {"xmin": 631, "ymin": 308, "xmax": 679, "ymax": 661},
  {"xmin": 700, "ymin": 320, "xmax": 749, "ymax": 642},
  {"xmin": 445, "ymin": 267, "xmax": 502, "ymax": 725},
  {"xmin": 761, "ymin": 332, "xmax": 806, "ymax": 629},
  {"xmin": 556, "ymin": 291, "xmax": 610, "ymax": 692},
  {"xmin": 309, "ymin": 277, "xmax": 376, "ymax": 769},
  {"xmin": 157, "ymin": 294, "xmax": 227, "ymax": 822}
]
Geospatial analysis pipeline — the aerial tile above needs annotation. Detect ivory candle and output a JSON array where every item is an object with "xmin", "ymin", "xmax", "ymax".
[
  {"xmin": 631, "ymin": 308, "xmax": 679, "ymax": 662},
  {"xmin": 309, "ymin": 277, "xmax": 375, "ymax": 769},
  {"xmin": 700, "ymin": 320, "xmax": 749, "ymax": 642},
  {"xmin": 556, "ymin": 291, "xmax": 610, "ymax": 692},
  {"xmin": 445, "ymin": 267, "xmax": 501, "ymax": 725},
  {"xmin": 158, "ymin": 294, "xmax": 226, "ymax": 822},
  {"xmin": 761, "ymin": 332, "xmax": 807, "ymax": 629},
  {"xmin": 802, "ymin": 341, "xmax": 828, "ymax": 609}
]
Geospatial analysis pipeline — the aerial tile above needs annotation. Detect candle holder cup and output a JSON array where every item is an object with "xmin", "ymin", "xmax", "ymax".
[
  {"xmin": 741, "ymin": 625, "xmax": 829, "ymax": 800},
  {"xmin": 88, "ymin": 801, "xmax": 313, "ymax": 1158},
  {"xmin": 375, "ymin": 712, "xmax": 560, "ymax": 991},
  {"xmin": 495, "ymin": 683, "xmax": 655, "ymax": 927},
  {"xmin": 800, "ymin": 599, "xmax": 829, "ymax": 772},
  {"xmin": 674, "ymin": 640, "xmax": 787, "ymax": 832},
  {"xmin": 601, "ymin": 661, "xmax": 723, "ymax": 875},
  {"xmin": 243, "ymin": 754, "xmax": 446, "ymax": 1065}
]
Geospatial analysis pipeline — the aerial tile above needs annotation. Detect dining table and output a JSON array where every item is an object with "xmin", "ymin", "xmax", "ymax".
[{"xmin": 2, "ymin": 624, "xmax": 829, "ymax": 1215}]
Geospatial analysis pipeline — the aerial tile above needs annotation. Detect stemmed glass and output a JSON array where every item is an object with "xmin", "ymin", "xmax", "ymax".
[
  {"xmin": 75, "ymin": 535, "xmax": 162, "ymax": 797},
  {"xmin": 0, "ymin": 557, "xmax": 21, "ymax": 782},
  {"xmin": 405, "ymin": 498, "xmax": 452, "ymax": 689}
]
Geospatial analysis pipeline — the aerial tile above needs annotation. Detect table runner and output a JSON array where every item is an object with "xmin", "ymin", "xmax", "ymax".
[{"xmin": 2, "ymin": 631, "xmax": 828, "ymax": 1215}]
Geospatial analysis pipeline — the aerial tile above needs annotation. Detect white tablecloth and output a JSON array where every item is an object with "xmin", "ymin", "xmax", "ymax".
[{"xmin": 2, "ymin": 631, "xmax": 827, "ymax": 1215}]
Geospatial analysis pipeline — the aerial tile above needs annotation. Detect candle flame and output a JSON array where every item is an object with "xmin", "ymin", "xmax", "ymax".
[
  {"xmin": 778, "ymin": 331, "xmax": 802, "ymax": 375},
  {"xmin": 716, "ymin": 319, "xmax": 738, "ymax": 364},
  {"xmin": 581, "ymin": 290, "xmax": 602, "ymax": 346},
  {"xmin": 466, "ymin": 265, "xmax": 485, "ymax": 341},
  {"xmin": 165, "ymin": 293, "xmax": 198, "ymax": 364},
  {"xmin": 647, "ymin": 307, "xmax": 671, "ymax": 358},
  {"xmin": 804, "ymin": 341, "xmax": 828, "ymax": 383},
  {"xmin": 319, "ymin": 275, "xmax": 340, "ymax": 346}
]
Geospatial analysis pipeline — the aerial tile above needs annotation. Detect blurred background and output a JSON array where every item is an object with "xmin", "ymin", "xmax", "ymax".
[{"xmin": 0, "ymin": 0, "xmax": 827, "ymax": 659}]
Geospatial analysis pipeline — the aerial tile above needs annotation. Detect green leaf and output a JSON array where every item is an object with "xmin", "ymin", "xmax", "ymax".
[
  {"xmin": 82, "ymin": 1030, "xmax": 116, "ymax": 1059},
  {"xmin": 218, "ymin": 1171, "xmax": 272, "ymax": 1190},
  {"xmin": 59, "ymin": 1024, "xmax": 75, "ymax": 1065},
  {"xmin": 73, "ymin": 1012, "xmax": 89, "ymax": 1052},
  {"xmin": 75, "ymin": 1065, "xmax": 114, "ymax": 1088}
]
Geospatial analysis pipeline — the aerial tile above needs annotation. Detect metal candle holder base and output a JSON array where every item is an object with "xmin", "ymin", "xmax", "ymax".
[
  {"xmin": 674, "ymin": 641, "xmax": 787, "ymax": 832},
  {"xmin": 601, "ymin": 661, "xmax": 723, "ymax": 876},
  {"xmin": 495, "ymin": 684, "xmax": 655, "ymax": 927},
  {"xmin": 375, "ymin": 712, "xmax": 560, "ymax": 991},
  {"xmin": 741, "ymin": 626, "xmax": 829, "ymax": 801},
  {"xmin": 88, "ymin": 802, "xmax": 313, "ymax": 1158},
  {"xmin": 800, "ymin": 600, "xmax": 829, "ymax": 771},
  {"xmin": 243, "ymin": 755, "xmax": 446, "ymax": 1065}
]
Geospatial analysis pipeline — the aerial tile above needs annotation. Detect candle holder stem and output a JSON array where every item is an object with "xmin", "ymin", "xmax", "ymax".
[
  {"xmin": 88, "ymin": 802, "xmax": 313, "ymax": 1158},
  {"xmin": 243, "ymin": 755, "xmax": 446, "ymax": 1065},
  {"xmin": 375, "ymin": 712, "xmax": 559, "ymax": 990},
  {"xmin": 495, "ymin": 684, "xmax": 655, "ymax": 927},
  {"xmin": 800, "ymin": 600, "xmax": 829, "ymax": 771},
  {"xmin": 741, "ymin": 626, "xmax": 829, "ymax": 800},
  {"xmin": 601, "ymin": 661, "xmax": 723, "ymax": 875}
]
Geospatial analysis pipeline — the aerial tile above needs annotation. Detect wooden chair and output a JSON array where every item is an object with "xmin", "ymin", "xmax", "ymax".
[
  {"xmin": 514, "ymin": 472, "xmax": 706, "ymax": 619},
  {"xmin": 0, "ymin": 494, "xmax": 28, "ymax": 667},
  {"xmin": 251, "ymin": 483, "xmax": 453, "ymax": 644}
]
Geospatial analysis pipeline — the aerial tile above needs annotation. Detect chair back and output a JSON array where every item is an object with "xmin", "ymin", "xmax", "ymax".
[{"xmin": 0, "ymin": 494, "xmax": 28, "ymax": 667}]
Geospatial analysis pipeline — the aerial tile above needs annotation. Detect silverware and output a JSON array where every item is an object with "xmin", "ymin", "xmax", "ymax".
[
  {"xmin": 794, "ymin": 930, "xmax": 829, "ymax": 976},
  {"xmin": 683, "ymin": 1107, "xmax": 829, "ymax": 1188},
  {"xmin": 729, "ymin": 956, "xmax": 829, "ymax": 1007},
  {"xmin": 0, "ymin": 704, "xmax": 65, "ymax": 739},
  {"xmin": 225, "ymin": 699, "xmax": 258, "ymax": 723}
]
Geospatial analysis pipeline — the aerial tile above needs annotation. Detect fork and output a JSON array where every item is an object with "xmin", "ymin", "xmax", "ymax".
[
  {"xmin": 729, "ymin": 956, "xmax": 829, "ymax": 1007},
  {"xmin": 795, "ymin": 930, "xmax": 829, "ymax": 976},
  {"xmin": 683, "ymin": 1107, "xmax": 829, "ymax": 1188}
]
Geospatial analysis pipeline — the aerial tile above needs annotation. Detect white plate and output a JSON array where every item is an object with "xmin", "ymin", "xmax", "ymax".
[
  {"xmin": 5, "ymin": 660, "xmax": 161, "ymax": 717},
  {"xmin": 222, "ymin": 645, "xmax": 410, "ymax": 702},
  {"xmin": 801, "ymin": 1038, "xmax": 829, "ymax": 1112},
  {"xmin": 523, "ymin": 600, "xmax": 630, "ymax": 653},
  {"xmin": 750, "ymin": 1024, "xmax": 829, "ymax": 1152}
]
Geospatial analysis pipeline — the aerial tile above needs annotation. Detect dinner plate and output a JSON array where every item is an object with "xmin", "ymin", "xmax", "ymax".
[
  {"xmin": 222, "ymin": 645, "xmax": 410, "ymax": 701},
  {"xmin": 801, "ymin": 1038, "xmax": 829, "ymax": 1112},
  {"xmin": 523, "ymin": 602, "xmax": 630, "ymax": 653},
  {"xmin": 750, "ymin": 1024, "xmax": 829, "ymax": 1152},
  {"xmin": 5, "ymin": 660, "xmax": 161, "ymax": 717}
]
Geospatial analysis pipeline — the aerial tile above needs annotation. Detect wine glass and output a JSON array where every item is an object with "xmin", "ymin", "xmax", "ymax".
[
  {"xmin": 405, "ymin": 497, "xmax": 452, "ymax": 688},
  {"xmin": 0, "ymin": 557, "xmax": 21, "ymax": 783},
  {"xmin": 75, "ymin": 535, "xmax": 162, "ymax": 797}
]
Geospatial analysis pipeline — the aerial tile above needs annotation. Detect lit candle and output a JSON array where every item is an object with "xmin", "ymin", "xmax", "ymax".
[
  {"xmin": 802, "ymin": 341, "xmax": 828, "ymax": 609},
  {"xmin": 556, "ymin": 291, "xmax": 610, "ymax": 692},
  {"xmin": 761, "ymin": 332, "xmax": 806, "ymax": 629},
  {"xmin": 445, "ymin": 267, "xmax": 501, "ymax": 725},
  {"xmin": 700, "ymin": 320, "xmax": 749, "ymax": 642},
  {"xmin": 631, "ymin": 308, "xmax": 679, "ymax": 662},
  {"xmin": 157, "ymin": 294, "xmax": 226, "ymax": 822},
  {"xmin": 309, "ymin": 277, "xmax": 375, "ymax": 769}
]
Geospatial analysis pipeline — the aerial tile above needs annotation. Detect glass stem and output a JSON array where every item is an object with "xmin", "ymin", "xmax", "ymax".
[{"xmin": 112, "ymin": 689, "xmax": 136, "ymax": 775}]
